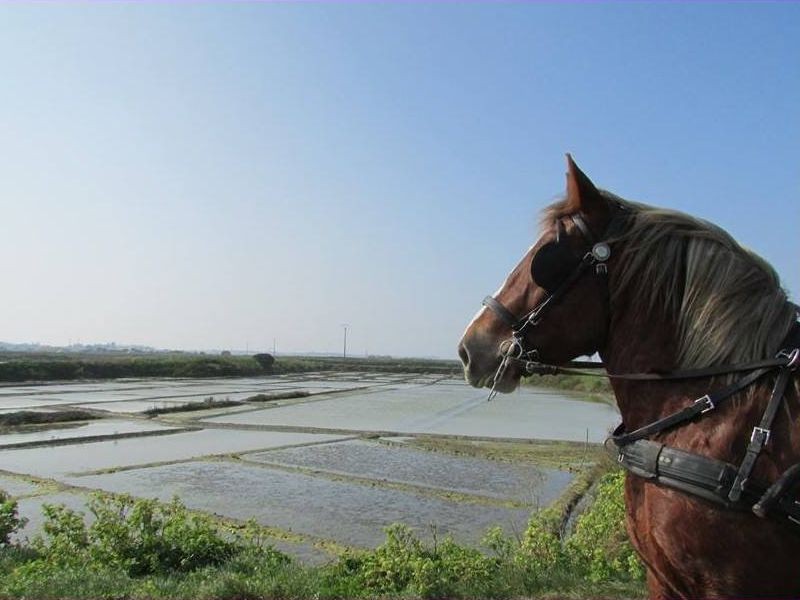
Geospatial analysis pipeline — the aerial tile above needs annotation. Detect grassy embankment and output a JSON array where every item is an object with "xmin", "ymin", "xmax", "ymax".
[
  {"xmin": 524, "ymin": 372, "xmax": 614, "ymax": 406},
  {"xmin": 140, "ymin": 392, "xmax": 312, "ymax": 416},
  {"xmin": 0, "ymin": 450, "xmax": 643, "ymax": 600},
  {"xmin": 0, "ymin": 410, "xmax": 100, "ymax": 429}
]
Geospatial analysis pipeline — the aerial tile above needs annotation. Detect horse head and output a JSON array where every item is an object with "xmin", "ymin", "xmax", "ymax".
[{"xmin": 458, "ymin": 155, "xmax": 619, "ymax": 393}]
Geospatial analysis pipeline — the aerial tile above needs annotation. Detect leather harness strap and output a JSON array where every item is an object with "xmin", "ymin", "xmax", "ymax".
[
  {"xmin": 613, "ymin": 438, "xmax": 800, "ymax": 525},
  {"xmin": 729, "ymin": 363, "xmax": 796, "ymax": 502},
  {"xmin": 612, "ymin": 366, "xmax": 773, "ymax": 446}
]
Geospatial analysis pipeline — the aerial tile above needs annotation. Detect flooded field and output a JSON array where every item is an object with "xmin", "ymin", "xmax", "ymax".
[
  {"xmin": 0, "ymin": 372, "xmax": 618, "ymax": 561},
  {"xmin": 208, "ymin": 383, "xmax": 617, "ymax": 442},
  {"xmin": 71, "ymin": 460, "xmax": 533, "ymax": 548},
  {"xmin": 247, "ymin": 439, "xmax": 571, "ymax": 504},
  {"xmin": 0, "ymin": 418, "xmax": 181, "ymax": 448}
]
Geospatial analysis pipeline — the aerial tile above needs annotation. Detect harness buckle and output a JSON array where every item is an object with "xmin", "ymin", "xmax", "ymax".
[
  {"xmin": 595, "ymin": 263, "xmax": 608, "ymax": 276},
  {"xmin": 777, "ymin": 347, "xmax": 799, "ymax": 370},
  {"xmin": 694, "ymin": 394, "xmax": 715, "ymax": 414},
  {"xmin": 750, "ymin": 426, "xmax": 771, "ymax": 446}
]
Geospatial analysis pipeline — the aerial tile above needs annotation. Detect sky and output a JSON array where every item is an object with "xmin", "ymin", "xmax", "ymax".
[{"xmin": 0, "ymin": 3, "xmax": 798, "ymax": 359}]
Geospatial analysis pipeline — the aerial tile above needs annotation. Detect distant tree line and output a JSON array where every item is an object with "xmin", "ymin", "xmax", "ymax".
[{"xmin": 0, "ymin": 352, "xmax": 460, "ymax": 383}]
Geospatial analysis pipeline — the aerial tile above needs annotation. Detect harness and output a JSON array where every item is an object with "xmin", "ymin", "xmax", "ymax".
[{"xmin": 481, "ymin": 206, "xmax": 800, "ymax": 528}]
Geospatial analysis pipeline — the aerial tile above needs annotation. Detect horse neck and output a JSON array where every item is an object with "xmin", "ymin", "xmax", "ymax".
[
  {"xmin": 599, "ymin": 303, "xmax": 689, "ymax": 428},
  {"xmin": 598, "ymin": 295, "xmax": 800, "ymax": 464}
]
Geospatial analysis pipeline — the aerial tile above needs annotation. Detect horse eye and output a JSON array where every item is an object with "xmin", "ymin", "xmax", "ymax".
[{"xmin": 531, "ymin": 241, "xmax": 580, "ymax": 291}]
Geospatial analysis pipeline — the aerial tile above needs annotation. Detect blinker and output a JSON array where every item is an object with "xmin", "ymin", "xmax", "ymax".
[{"xmin": 530, "ymin": 239, "xmax": 581, "ymax": 292}]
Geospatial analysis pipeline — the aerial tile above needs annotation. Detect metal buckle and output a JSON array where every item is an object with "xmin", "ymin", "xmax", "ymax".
[
  {"xmin": 595, "ymin": 263, "xmax": 608, "ymax": 276},
  {"xmin": 777, "ymin": 348, "xmax": 799, "ymax": 370},
  {"xmin": 487, "ymin": 337, "xmax": 524, "ymax": 402},
  {"xmin": 694, "ymin": 394, "xmax": 715, "ymax": 414},
  {"xmin": 751, "ymin": 426, "xmax": 771, "ymax": 446}
]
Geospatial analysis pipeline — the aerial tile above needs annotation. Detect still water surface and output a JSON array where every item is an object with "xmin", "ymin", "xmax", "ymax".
[{"xmin": 0, "ymin": 373, "xmax": 617, "ymax": 558}]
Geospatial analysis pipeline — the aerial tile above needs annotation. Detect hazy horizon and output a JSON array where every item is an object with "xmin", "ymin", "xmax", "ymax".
[
  {"xmin": 0, "ymin": 338, "xmax": 445, "ymax": 359},
  {"xmin": 2, "ymin": 4, "xmax": 798, "ymax": 360}
]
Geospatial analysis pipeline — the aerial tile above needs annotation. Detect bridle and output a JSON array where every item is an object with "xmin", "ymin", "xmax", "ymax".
[
  {"xmin": 478, "ymin": 206, "xmax": 800, "ymax": 528},
  {"xmin": 482, "ymin": 209, "xmax": 621, "ymax": 401}
]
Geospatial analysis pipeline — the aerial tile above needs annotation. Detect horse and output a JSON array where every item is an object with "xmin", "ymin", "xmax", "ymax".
[{"xmin": 458, "ymin": 155, "xmax": 800, "ymax": 599}]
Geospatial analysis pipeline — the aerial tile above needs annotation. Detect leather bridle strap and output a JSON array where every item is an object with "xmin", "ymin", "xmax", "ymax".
[
  {"xmin": 511, "ymin": 355, "xmax": 794, "ymax": 381},
  {"xmin": 570, "ymin": 213, "xmax": 595, "ymax": 243},
  {"xmin": 482, "ymin": 252, "xmax": 598, "ymax": 402},
  {"xmin": 483, "ymin": 252, "xmax": 596, "ymax": 337},
  {"xmin": 481, "ymin": 296, "xmax": 522, "ymax": 330},
  {"xmin": 519, "ymin": 257, "xmax": 594, "ymax": 330},
  {"xmin": 515, "ymin": 322, "xmax": 798, "ymax": 380}
]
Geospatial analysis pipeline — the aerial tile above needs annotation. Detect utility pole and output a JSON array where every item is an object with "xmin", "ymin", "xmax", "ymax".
[{"xmin": 341, "ymin": 324, "xmax": 350, "ymax": 358}]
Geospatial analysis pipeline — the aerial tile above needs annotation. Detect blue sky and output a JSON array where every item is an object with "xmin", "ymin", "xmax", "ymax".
[{"xmin": 1, "ymin": 3, "xmax": 797, "ymax": 358}]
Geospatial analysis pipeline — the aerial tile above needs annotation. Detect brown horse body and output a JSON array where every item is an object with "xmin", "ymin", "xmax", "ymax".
[{"xmin": 458, "ymin": 157, "xmax": 800, "ymax": 598}]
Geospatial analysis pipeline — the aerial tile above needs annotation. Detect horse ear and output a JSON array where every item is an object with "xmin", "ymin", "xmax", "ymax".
[{"xmin": 565, "ymin": 154, "xmax": 604, "ymax": 214}]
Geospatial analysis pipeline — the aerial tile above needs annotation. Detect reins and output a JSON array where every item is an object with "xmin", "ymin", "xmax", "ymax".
[{"xmin": 504, "ymin": 351, "xmax": 798, "ymax": 381}]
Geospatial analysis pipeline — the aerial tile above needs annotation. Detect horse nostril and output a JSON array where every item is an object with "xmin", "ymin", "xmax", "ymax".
[{"xmin": 458, "ymin": 342, "xmax": 470, "ymax": 368}]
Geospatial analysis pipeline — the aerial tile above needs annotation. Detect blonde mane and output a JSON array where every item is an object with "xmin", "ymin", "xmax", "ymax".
[{"xmin": 544, "ymin": 193, "xmax": 797, "ymax": 369}]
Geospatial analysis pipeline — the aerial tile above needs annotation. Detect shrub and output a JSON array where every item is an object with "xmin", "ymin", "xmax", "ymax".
[
  {"xmin": 0, "ymin": 491, "xmax": 26, "ymax": 545},
  {"xmin": 515, "ymin": 469, "xmax": 644, "ymax": 588},
  {"xmin": 87, "ymin": 495, "xmax": 240, "ymax": 575},
  {"xmin": 517, "ymin": 505, "xmax": 563, "ymax": 572},
  {"xmin": 30, "ymin": 494, "xmax": 264, "ymax": 576},
  {"xmin": 565, "ymin": 470, "xmax": 644, "ymax": 582},
  {"xmin": 32, "ymin": 503, "xmax": 88, "ymax": 561},
  {"xmin": 253, "ymin": 353, "xmax": 275, "ymax": 370},
  {"xmin": 329, "ymin": 524, "xmax": 499, "ymax": 597}
]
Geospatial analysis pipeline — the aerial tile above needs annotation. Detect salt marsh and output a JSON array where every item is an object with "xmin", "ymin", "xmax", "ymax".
[{"xmin": 0, "ymin": 372, "xmax": 617, "ymax": 560}]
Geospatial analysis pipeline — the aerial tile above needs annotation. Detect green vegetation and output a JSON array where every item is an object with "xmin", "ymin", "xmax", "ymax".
[
  {"xmin": 0, "ymin": 409, "xmax": 100, "ymax": 429},
  {"xmin": 245, "ymin": 391, "xmax": 311, "ymax": 402},
  {"xmin": 0, "ymin": 355, "xmax": 269, "ymax": 382},
  {"xmin": 524, "ymin": 372, "xmax": 614, "ymax": 405},
  {"xmin": 0, "ymin": 353, "xmax": 459, "ymax": 383},
  {"xmin": 252, "ymin": 353, "xmax": 275, "ymax": 370},
  {"xmin": 297, "ymin": 356, "xmax": 460, "ymax": 375},
  {"xmin": 142, "ymin": 398, "xmax": 243, "ymax": 416},
  {"xmin": 406, "ymin": 437, "xmax": 603, "ymax": 471},
  {"xmin": 1, "ymin": 490, "xmax": 26, "ymax": 545},
  {"xmin": 0, "ymin": 472, "xmax": 644, "ymax": 599},
  {"xmin": 517, "ymin": 470, "xmax": 643, "ymax": 587}
]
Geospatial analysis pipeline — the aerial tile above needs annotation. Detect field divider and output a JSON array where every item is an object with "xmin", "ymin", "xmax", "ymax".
[
  {"xmin": 67, "ymin": 435, "xmax": 361, "ymax": 477},
  {"xmin": 194, "ymin": 420, "xmax": 607, "ymax": 446},
  {"xmin": 0, "ymin": 426, "xmax": 201, "ymax": 451},
  {"xmin": 230, "ymin": 454, "xmax": 533, "ymax": 509}
]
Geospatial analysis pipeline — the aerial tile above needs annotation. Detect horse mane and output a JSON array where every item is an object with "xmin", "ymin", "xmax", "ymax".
[{"xmin": 542, "ymin": 192, "xmax": 797, "ymax": 369}]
